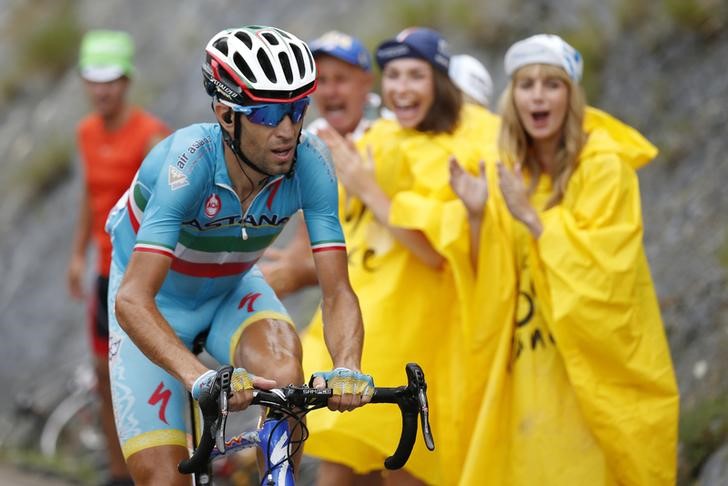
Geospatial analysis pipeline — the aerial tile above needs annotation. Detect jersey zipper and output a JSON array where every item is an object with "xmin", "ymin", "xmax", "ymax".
[{"xmin": 217, "ymin": 176, "xmax": 284, "ymax": 240}]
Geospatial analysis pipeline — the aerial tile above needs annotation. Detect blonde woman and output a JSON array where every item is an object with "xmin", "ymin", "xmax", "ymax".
[{"xmin": 450, "ymin": 34, "xmax": 678, "ymax": 485}]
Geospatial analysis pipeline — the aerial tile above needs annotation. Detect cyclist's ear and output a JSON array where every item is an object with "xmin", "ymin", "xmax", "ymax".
[{"xmin": 213, "ymin": 101, "xmax": 234, "ymax": 128}]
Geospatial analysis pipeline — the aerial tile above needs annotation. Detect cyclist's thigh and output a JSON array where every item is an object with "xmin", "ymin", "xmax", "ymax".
[
  {"xmin": 205, "ymin": 265, "xmax": 295, "ymax": 366},
  {"xmin": 107, "ymin": 260, "xmax": 220, "ymax": 460}
]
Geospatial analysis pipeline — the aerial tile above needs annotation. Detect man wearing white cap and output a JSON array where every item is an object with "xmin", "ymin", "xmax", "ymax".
[{"xmin": 67, "ymin": 29, "xmax": 168, "ymax": 486}]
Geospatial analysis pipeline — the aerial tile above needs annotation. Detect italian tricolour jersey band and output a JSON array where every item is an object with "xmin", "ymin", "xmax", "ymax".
[{"xmin": 311, "ymin": 241, "xmax": 346, "ymax": 253}]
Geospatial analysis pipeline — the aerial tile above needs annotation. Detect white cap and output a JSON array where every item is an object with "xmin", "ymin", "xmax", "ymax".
[
  {"xmin": 504, "ymin": 34, "xmax": 583, "ymax": 82},
  {"xmin": 449, "ymin": 54, "xmax": 493, "ymax": 107}
]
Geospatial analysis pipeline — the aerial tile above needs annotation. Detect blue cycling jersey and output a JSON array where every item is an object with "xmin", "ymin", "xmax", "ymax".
[{"xmin": 106, "ymin": 123, "xmax": 345, "ymax": 300}]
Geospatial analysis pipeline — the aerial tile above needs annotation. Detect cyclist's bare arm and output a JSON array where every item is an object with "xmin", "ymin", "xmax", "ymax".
[
  {"xmin": 260, "ymin": 222, "xmax": 317, "ymax": 298},
  {"xmin": 312, "ymin": 249, "xmax": 367, "ymax": 410},
  {"xmin": 114, "ymin": 251, "xmax": 210, "ymax": 389}
]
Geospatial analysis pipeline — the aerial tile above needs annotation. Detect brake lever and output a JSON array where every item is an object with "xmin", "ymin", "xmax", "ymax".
[
  {"xmin": 417, "ymin": 388, "xmax": 435, "ymax": 451},
  {"xmin": 215, "ymin": 367, "xmax": 232, "ymax": 453}
]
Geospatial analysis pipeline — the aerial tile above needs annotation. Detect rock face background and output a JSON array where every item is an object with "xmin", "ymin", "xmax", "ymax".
[{"xmin": 0, "ymin": 0, "xmax": 726, "ymax": 483}]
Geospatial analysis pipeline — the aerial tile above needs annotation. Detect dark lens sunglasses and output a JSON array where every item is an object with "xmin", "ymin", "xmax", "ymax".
[{"xmin": 220, "ymin": 97, "xmax": 310, "ymax": 127}]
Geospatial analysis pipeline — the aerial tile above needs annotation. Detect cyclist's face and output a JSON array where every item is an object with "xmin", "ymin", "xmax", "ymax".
[
  {"xmin": 313, "ymin": 55, "xmax": 373, "ymax": 136},
  {"xmin": 238, "ymin": 111, "xmax": 303, "ymax": 175},
  {"xmin": 83, "ymin": 77, "xmax": 129, "ymax": 120},
  {"xmin": 512, "ymin": 65, "xmax": 570, "ymax": 145},
  {"xmin": 381, "ymin": 58, "xmax": 434, "ymax": 129}
]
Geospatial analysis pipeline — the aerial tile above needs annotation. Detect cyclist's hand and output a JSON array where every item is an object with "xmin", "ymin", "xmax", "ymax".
[
  {"xmin": 312, "ymin": 368, "xmax": 374, "ymax": 412},
  {"xmin": 191, "ymin": 368, "xmax": 277, "ymax": 412}
]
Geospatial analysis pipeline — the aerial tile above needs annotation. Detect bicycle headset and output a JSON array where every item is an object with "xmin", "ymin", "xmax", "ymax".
[{"xmin": 201, "ymin": 26, "xmax": 318, "ymax": 178}]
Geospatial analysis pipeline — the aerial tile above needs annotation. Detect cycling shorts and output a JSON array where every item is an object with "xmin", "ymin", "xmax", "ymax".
[{"xmin": 107, "ymin": 259, "xmax": 293, "ymax": 459}]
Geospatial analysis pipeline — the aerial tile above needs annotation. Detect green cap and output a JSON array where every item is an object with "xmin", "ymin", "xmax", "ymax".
[{"xmin": 78, "ymin": 30, "xmax": 134, "ymax": 82}]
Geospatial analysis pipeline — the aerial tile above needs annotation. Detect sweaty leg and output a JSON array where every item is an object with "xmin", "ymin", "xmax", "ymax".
[
  {"xmin": 233, "ymin": 318, "xmax": 304, "ymax": 477},
  {"xmin": 126, "ymin": 445, "xmax": 191, "ymax": 486}
]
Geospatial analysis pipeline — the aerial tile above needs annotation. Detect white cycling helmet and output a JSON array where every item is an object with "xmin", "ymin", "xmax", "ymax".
[{"xmin": 202, "ymin": 25, "xmax": 317, "ymax": 103}]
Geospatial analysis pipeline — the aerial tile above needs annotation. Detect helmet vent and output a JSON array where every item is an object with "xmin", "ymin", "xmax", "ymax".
[
  {"xmin": 275, "ymin": 28, "xmax": 291, "ymax": 40},
  {"xmin": 262, "ymin": 33, "xmax": 279, "ymax": 45},
  {"xmin": 290, "ymin": 44, "xmax": 305, "ymax": 78},
  {"xmin": 234, "ymin": 31, "xmax": 253, "ymax": 50},
  {"xmin": 304, "ymin": 46, "xmax": 314, "ymax": 71},
  {"xmin": 257, "ymin": 49, "xmax": 277, "ymax": 83},
  {"xmin": 279, "ymin": 53, "xmax": 293, "ymax": 84},
  {"xmin": 214, "ymin": 38, "xmax": 229, "ymax": 56},
  {"xmin": 233, "ymin": 52, "xmax": 256, "ymax": 83}
]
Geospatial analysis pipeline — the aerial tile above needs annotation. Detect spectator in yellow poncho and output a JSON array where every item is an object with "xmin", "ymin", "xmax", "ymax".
[
  {"xmin": 302, "ymin": 27, "xmax": 499, "ymax": 485},
  {"xmin": 449, "ymin": 34, "xmax": 679, "ymax": 485}
]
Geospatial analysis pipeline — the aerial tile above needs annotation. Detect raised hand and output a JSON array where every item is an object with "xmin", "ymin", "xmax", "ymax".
[
  {"xmin": 317, "ymin": 125, "xmax": 376, "ymax": 200},
  {"xmin": 449, "ymin": 156, "xmax": 488, "ymax": 217},
  {"xmin": 497, "ymin": 162, "xmax": 542, "ymax": 237}
]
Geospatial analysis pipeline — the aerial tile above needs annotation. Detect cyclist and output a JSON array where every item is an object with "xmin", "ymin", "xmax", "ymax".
[
  {"xmin": 106, "ymin": 26, "xmax": 373, "ymax": 486},
  {"xmin": 449, "ymin": 53, "xmax": 494, "ymax": 109},
  {"xmin": 260, "ymin": 30, "xmax": 376, "ymax": 299},
  {"xmin": 67, "ymin": 29, "xmax": 169, "ymax": 486},
  {"xmin": 450, "ymin": 34, "xmax": 678, "ymax": 485},
  {"xmin": 301, "ymin": 27, "xmax": 500, "ymax": 485}
]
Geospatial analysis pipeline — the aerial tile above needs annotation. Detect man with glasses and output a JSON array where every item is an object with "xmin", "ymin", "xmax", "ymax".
[{"xmin": 106, "ymin": 26, "xmax": 373, "ymax": 485}]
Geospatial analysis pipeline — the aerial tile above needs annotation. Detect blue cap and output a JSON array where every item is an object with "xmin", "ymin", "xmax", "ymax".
[
  {"xmin": 309, "ymin": 31, "xmax": 371, "ymax": 71},
  {"xmin": 375, "ymin": 27, "xmax": 450, "ymax": 73}
]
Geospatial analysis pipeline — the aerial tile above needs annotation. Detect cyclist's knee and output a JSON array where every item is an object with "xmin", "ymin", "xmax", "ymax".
[
  {"xmin": 235, "ymin": 318, "xmax": 303, "ymax": 384},
  {"xmin": 126, "ymin": 446, "xmax": 189, "ymax": 486}
]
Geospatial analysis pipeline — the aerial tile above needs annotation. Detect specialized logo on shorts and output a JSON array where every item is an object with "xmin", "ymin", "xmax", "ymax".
[
  {"xmin": 238, "ymin": 292, "xmax": 262, "ymax": 312},
  {"xmin": 204, "ymin": 193, "xmax": 221, "ymax": 218},
  {"xmin": 168, "ymin": 166, "xmax": 189, "ymax": 190},
  {"xmin": 148, "ymin": 382, "xmax": 172, "ymax": 424}
]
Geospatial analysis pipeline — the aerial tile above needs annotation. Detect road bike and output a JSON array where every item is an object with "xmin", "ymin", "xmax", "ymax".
[{"xmin": 180, "ymin": 363, "xmax": 435, "ymax": 486}]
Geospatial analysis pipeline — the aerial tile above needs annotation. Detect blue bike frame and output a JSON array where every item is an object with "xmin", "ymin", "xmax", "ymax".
[{"xmin": 207, "ymin": 417, "xmax": 294, "ymax": 485}]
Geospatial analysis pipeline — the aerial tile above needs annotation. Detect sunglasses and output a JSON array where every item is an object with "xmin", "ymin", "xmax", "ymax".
[{"xmin": 219, "ymin": 97, "xmax": 310, "ymax": 127}]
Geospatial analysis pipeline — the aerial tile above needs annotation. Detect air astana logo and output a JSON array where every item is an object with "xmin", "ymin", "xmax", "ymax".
[{"xmin": 204, "ymin": 194, "xmax": 221, "ymax": 218}]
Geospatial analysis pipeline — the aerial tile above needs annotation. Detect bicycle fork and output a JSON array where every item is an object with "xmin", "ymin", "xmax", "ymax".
[{"xmin": 259, "ymin": 412, "xmax": 295, "ymax": 486}]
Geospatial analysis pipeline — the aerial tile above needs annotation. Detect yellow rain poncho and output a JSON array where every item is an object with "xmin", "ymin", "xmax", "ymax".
[
  {"xmin": 458, "ymin": 108, "xmax": 679, "ymax": 486},
  {"xmin": 301, "ymin": 104, "xmax": 500, "ymax": 484}
]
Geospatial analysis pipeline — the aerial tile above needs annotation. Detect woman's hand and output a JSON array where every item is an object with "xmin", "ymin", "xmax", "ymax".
[
  {"xmin": 317, "ymin": 126, "xmax": 377, "ymax": 200},
  {"xmin": 449, "ymin": 157, "xmax": 488, "ymax": 218},
  {"xmin": 497, "ymin": 162, "xmax": 543, "ymax": 237}
]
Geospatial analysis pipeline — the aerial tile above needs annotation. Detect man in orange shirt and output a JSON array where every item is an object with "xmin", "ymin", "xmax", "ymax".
[{"xmin": 67, "ymin": 29, "xmax": 169, "ymax": 486}]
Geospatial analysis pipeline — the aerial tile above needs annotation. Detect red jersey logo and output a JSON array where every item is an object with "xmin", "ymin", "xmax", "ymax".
[{"xmin": 204, "ymin": 194, "xmax": 221, "ymax": 218}]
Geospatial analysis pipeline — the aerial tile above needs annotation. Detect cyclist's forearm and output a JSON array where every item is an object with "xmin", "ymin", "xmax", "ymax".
[{"xmin": 321, "ymin": 288, "xmax": 363, "ymax": 371}]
